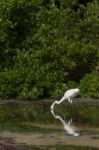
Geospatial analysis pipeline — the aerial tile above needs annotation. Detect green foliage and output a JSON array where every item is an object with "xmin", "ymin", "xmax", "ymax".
[
  {"xmin": 0, "ymin": 0, "xmax": 99, "ymax": 100},
  {"xmin": 80, "ymin": 72, "xmax": 99, "ymax": 98},
  {"xmin": 35, "ymin": 145, "xmax": 99, "ymax": 150}
]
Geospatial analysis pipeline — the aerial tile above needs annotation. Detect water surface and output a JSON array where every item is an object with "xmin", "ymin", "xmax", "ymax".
[{"xmin": 0, "ymin": 99, "xmax": 99, "ymax": 149}]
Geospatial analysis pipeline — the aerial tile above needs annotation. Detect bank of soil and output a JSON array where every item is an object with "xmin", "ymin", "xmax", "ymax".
[{"xmin": 0, "ymin": 130, "xmax": 99, "ymax": 149}]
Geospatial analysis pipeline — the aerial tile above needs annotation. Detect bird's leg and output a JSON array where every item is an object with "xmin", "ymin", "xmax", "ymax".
[
  {"xmin": 68, "ymin": 98, "xmax": 71, "ymax": 103},
  {"xmin": 68, "ymin": 118, "xmax": 72, "ymax": 125},
  {"xmin": 68, "ymin": 120, "xmax": 71, "ymax": 125},
  {"xmin": 70, "ymin": 118, "xmax": 72, "ymax": 123},
  {"xmin": 71, "ymin": 99, "xmax": 72, "ymax": 103}
]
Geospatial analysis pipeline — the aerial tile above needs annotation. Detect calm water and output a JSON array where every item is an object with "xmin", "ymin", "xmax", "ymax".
[{"xmin": 0, "ymin": 99, "xmax": 99, "ymax": 150}]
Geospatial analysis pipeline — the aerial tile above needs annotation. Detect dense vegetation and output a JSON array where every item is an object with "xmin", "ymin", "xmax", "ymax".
[{"xmin": 0, "ymin": 0, "xmax": 99, "ymax": 100}]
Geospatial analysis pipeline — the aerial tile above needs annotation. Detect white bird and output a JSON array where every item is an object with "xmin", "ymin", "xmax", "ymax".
[{"xmin": 50, "ymin": 88, "xmax": 80, "ymax": 109}]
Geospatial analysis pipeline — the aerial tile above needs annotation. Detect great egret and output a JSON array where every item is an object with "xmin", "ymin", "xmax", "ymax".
[
  {"xmin": 50, "ymin": 88, "xmax": 80, "ymax": 109},
  {"xmin": 51, "ymin": 109, "xmax": 79, "ymax": 136}
]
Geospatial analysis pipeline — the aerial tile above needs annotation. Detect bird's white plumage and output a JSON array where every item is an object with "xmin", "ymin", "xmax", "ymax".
[{"xmin": 50, "ymin": 88, "xmax": 80, "ymax": 109}]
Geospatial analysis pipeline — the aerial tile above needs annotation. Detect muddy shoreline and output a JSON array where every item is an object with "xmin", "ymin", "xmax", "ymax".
[{"xmin": 0, "ymin": 131, "xmax": 99, "ymax": 149}]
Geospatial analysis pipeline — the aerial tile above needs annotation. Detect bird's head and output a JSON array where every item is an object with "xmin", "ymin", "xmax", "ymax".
[
  {"xmin": 73, "ymin": 88, "xmax": 80, "ymax": 96},
  {"xmin": 74, "ymin": 88, "xmax": 80, "ymax": 93}
]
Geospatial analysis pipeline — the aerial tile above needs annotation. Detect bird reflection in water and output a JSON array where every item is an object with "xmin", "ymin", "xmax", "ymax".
[{"xmin": 51, "ymin": 108, "xmax": 79, "ymax": 136}]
